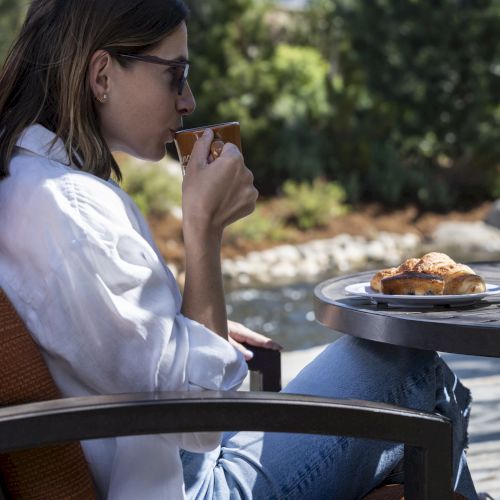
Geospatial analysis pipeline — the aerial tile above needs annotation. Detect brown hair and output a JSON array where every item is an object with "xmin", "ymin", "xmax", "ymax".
[{"xmin": 0, "ymin": 0, "xmax": 189, "ymax": 181}]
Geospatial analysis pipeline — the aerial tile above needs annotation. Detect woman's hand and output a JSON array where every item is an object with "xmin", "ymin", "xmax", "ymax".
[
  {"xmin": 182, "ymin": 129, "xmax": 259, "ymax": 238},
  {"xmin": 180, "ymin": 130, "xmax": 258, "ymax": 339},
  {"xmin": 228, "ymin": 320, "xmax": 283, "ymax": 361}
]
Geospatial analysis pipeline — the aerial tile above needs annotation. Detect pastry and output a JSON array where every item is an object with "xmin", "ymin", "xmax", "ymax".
[
  {"xmin": 370, "ymin": 267, "xmax": 399, "ymax": 293},
  {"xmin": 396, "ymin": 258, "xmax": 420, "ymax": 273},
  {"xmin": 413, "ymin": 252, "xmax": 460, "ymax": 277},
  {"xmin": 414, "ymin": 252, "xmax": 455, "ymax": 271},
  {"xmin": 370, "ymin": 252, "xmax": 486, "ymax": 296},
  {"xmin": 443, "ymin": 270, "xmax": 486, "ymax": 295},
  {"xmin": 381, "ymin": 272, "xmax": 445, "ymax": 296},
  {"xmin": 413, "ymin": 255, "xmax": 486, "ymax": 294}
]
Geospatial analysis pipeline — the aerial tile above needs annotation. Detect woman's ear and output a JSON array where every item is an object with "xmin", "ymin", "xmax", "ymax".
[{"xmin": 89, "ymin": 50, "xmax": 112, "ymax": 102}]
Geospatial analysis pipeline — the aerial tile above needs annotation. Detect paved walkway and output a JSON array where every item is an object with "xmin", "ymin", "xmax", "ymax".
[
  {"xmin": 270, "ymin": 344, "xmax": 500, "ymax": 498},
  {"xmin": 441, "ymin": 353, "xmax": 500, "ymax": 498}
]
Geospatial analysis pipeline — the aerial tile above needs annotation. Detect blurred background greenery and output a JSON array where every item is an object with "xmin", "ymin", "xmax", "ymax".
[
  {"xmin": 183, "ymin": 0, "xmax": 500, "ymax": 212},
  {"xmin": 1, "ymin": 0, "xmax": 499, "ymax": 216}
]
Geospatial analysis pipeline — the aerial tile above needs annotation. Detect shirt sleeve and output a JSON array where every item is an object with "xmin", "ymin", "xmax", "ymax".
[{"xmin": 1, "ymin": 169, "xmax": 247, "ymax": 452}]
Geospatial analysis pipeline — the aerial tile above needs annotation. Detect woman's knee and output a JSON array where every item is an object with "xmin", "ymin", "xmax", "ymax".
[
  {"xmin": 282, "ymin": 335, "xmax": 438, "ymax": 401},
  {"xmin": 324, "ymin": 336, "xmax": 437, "ymax": 378}
]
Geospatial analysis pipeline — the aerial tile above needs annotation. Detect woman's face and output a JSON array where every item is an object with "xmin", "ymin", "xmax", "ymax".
[{"xmin": 93, "ymin": 22, "xmax": 195, "ymax": 161}]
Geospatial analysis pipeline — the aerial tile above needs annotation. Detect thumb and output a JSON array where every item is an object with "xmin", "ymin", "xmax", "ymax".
[{"xmin": 188, "ymin": 128, "xmax": 214, "ymax": 168}]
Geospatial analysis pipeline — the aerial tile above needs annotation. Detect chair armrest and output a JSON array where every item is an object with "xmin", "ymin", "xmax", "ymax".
[
  {"xmin": 243, "ymin": 343, "xmax": 282, "ymax": 391},
  {"xmin": 0, "ymin": 391, "xmax": 453, "ymax": 500}
]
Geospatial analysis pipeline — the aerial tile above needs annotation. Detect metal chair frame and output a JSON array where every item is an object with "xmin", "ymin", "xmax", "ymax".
[
  {"xmin": 0, "ymin": 356, "xmax": 454, "ymax": 500},
  {"xmin": 0, "ymin": 289, "xmax": 454, "ymax": 499}
]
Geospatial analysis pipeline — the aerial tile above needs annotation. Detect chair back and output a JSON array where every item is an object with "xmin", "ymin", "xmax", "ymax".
[{"xmin": 0, "ymin": 289, "xmax": 97, "ymax": 499}]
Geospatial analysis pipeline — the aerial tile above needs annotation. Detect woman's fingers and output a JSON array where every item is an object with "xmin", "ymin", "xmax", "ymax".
[
  {"xmin": 228, "ymin": 320, "xmax": 283, "ymax": 351},
  {"xmin": 229, "ymin": 337, "xmax": 255, "ymax": 361},
  {"xmin": 182, "ymin": 135, "xmax": 258, "ymax": 233},
  {"xmin": 188, "ymin": 129, "xmax": 214, "ymax": 168}
]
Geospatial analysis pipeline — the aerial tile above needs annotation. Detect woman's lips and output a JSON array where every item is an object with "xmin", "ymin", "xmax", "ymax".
[
  {"xmin": 166, "ymin": 126, "xmax": 182, "ymax": 143},
  {"xmin": 166, "ymin": 129, "xmax": 177, "ymax": 143}
]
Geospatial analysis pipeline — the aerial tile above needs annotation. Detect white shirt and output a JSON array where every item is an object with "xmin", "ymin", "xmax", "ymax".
[{"xmin": 0, "ymin": 124, "xmax": 248, "ymax": 499}]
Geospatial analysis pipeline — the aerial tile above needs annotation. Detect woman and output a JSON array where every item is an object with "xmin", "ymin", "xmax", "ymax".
[{"xmin": 0, "ymin": 1, "xmax": 477, "ymax": 499}]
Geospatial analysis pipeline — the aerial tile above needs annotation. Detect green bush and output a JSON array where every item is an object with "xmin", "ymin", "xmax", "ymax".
[
  {"xmin": 183, "ymin": 0, "xmax": 332, "ymax": 194},
  {"xmin": 0, "ymin": 0, "xmax": 25, "ymax": 63},
  {"xmin": 282, "ymin": 179, "xmax": 349, "ymax": 230},
  {"xmin": 185, "ymin": 0, "xmax": 500, "ymax": 209},
  {"xmin": 362, "ymin": 144, "xmax": 457, "ymax": 211},
  {"xmin": 118, "ymin": 156, "xmax": 182, "ymax": 217},
  {"xmin": 303, "ymin": 0, "xmax": 500, "ymax": 209},
  {"xmin": 2, "ymin": 0, "xmax": 498, "ymax": 210},
  {"xmin": 226, "ymin": 206, "xmax": 291, "ymax": 243}
]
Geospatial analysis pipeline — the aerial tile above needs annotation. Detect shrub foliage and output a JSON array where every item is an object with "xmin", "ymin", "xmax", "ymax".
[
  {"xmin": 1, "ymin": 0, "xmax": 499, "ymax": 210},
  {"xmin": 184, "ymin": 0, "xmax": 500, "ymax": 210}
]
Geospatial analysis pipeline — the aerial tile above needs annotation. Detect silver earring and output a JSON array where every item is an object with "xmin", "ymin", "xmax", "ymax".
[{"xmin": 97, "ymin": 94, "xmax": 108, "ymax": 103}]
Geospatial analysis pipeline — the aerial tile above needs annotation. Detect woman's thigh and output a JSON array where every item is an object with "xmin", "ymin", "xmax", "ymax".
[{"xmin": 182, "ymin": 336, "xmax": 472, "ymax": 499}]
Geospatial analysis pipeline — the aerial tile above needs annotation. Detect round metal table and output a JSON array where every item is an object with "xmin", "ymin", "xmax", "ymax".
[{"xmin": 314, "ymin": 262, "xmax": 500, "ymax": 357}]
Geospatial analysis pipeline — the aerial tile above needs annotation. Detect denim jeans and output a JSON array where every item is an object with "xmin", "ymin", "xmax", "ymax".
[{"xmin": 181, "ymin": 336, "xmax": 477, "ymax": 499}]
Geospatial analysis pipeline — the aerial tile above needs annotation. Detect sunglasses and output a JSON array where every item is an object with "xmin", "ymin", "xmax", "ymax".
[{"xmin": 111, "ymin": 52, "xmax": 190, "ymax": 95}]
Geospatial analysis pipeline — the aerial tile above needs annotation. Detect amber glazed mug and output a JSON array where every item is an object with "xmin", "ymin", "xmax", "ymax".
[{"xmin": 174, "ymin": 122, "xmax": 242, "ymax": 174}]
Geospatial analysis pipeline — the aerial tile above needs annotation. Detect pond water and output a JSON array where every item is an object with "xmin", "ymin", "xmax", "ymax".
[
  {"xmin": 226, "ymin": 273, "xmax": 343, "ymax": 351},
  {"xmin": 225, "ymin": 251, "xmax": 494, "ymax": 351}
]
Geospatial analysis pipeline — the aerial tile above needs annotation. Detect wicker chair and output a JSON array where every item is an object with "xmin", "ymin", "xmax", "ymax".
[{"xmin": 0, "ymin": 289, "xmax": 460, "ymax": 500}]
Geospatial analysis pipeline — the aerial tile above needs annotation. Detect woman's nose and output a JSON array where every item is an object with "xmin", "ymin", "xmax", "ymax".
[{"xmin": 177, "ymin": 82, "xmax": 196, "ymax": 116}]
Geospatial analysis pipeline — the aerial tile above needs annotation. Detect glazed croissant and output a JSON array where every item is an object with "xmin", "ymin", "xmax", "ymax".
[{"xmin": 370, "ymin": 252, "xmax": 486, "ymax": 295}]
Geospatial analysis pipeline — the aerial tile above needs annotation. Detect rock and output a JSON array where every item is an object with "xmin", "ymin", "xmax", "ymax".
[
  {"xmin": 269, "ymin": 261, "xmax": 297, "ymax": 280},
  {"xmin": 269, "ymin": 245, "xmax": 302, "ymax": 264},
  {"xmin": 297, "ymin": 257, "xmax": 325, "ymax": 277},
  {"xmin": 237, "ymin": 274, "xmax": 252, "ymax": 286},
  {"xmin": 432, "ymin": 221, "xmax": 500, "ymax": 260},
  {"xmin": 365, "ymin": 240, "xmax": 387, "ymax": 262},
  {"xmin": 221, "ymin": 231, "xmax": 425, "ymax": 289},
  {"xmin": 485, "ymin": 200, "xmax": 500, "ymax": 230}
]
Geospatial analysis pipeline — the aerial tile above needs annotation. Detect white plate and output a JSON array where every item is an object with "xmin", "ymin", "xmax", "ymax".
[{"xmin": 344, "ymin": 282, "xmax": 500, "ymax": 307}]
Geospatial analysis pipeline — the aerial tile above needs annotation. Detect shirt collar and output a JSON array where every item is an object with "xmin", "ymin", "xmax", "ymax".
[{"xmin": 15, "ymin": 124, "xmax": 72, "ymax": 165}]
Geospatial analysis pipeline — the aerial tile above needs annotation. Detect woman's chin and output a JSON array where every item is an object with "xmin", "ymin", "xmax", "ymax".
[
  {"xmin": 149, "ymin": 149, "xmax": 167, "ymax": 162},
  {"xmin": 131, "ymin": 147, "xmax": 166, "ymax": 163}
]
